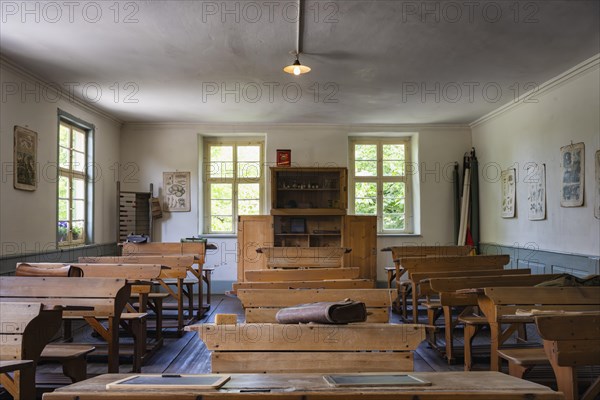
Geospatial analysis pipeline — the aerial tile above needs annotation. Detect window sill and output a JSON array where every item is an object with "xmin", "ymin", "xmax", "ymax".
[
  {"xmin": 377, "ymin": 233, "xmax": 422, "ymax": 238},
  {"xmin": 200, "ymin": 234, "xmax": 238, "ymax": 239}
]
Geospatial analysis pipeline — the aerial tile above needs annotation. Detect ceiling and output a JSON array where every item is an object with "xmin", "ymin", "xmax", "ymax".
[{"xmin": 1, "ymin": 0, "xmax": 598, "ymax": 124}]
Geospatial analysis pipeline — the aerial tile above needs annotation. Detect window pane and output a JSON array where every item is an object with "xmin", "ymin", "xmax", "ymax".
[
  {"xmin": 383, "ymin": 182, "xmax": 405, "ymax": 231},
  {"xmin": 209, "ymin": 145, "xmax": 234, "ymax": 178},
  {"xmin": 383, "ymin": 161, "xmax": 405, "ymax": 176},
  {"xmin": 238, "ymin": 183, "xmax": 259, "ymax": 200},
  {"xmin": 237, "ymin": 146, "xmax": 260, "ymax": 161},
  {"xmin": 59, "ymin": 176, "xmax": 70, "ymax": 198},
  {"xmin": 72, "ymin": 221, "xmax": 84, "ymax": 241},
  {"xmin": 58, "ymin": 221, "xmax": 69, "ymax": 242},
  {"xmin": 355, "ymin": 161, "xmax": 377, "ymax": 177},
  {"xmin": 73, "ymin": 200, "xmax": 85, "ymax": 220},
  {"xmin": 383, "ymin": 214, "xmax": 405, "ymax": 230},
  {"xmin": 211, "ymin": 183, "xmax": 232, "ymax": 217},
  {"xmin": 238, "ymin": 200, "xmax": 260, "ymax": 215},
  {"xmin": 354, "ymin": 144, "xmax": 377, "ymax": 176},
  {"xmin": 73, "ymin": 151, "xmax": 86, "ymax": 173},
  {"xmin": 59, "ymin": 148, "xmax": 70, "ymax": 169},
  {"xmin": 238, "ymin": 183, "xmax": 260, "ymax": 215},
  {"xmin": 211, "ymin": 199, "xmax": 232, "ymax": 215},
  {"xmin": 73, "ymin": 129, "xmax": 86, "ymax": 152},
  {"xmin": 59, "ymin": 125, "xmax": 70, "ymax": 147},
  {"xmin": 355, "ymin": 182, "xmax": 377, "ymax": 215},
  {"xmin": 355, "ymin": 144, "xmax": 376, "ymax": 161},
  {"xmin": 238, "ymin": 162, "xmax": 260, "ymax": 179},
  {"xmin": 211, "ymin": 183, "xmax": 232, "ymax": 199},
  {"xmin": 211, "ymin": 216, "xmax": 233, "ymax": 232},
  {"xmin": 59, "ymin": 199, "xmax": 70, "ymax": 220},
  {"xmin": 383, "ymin": 144, "xmax": 405, "ymax": 160},
  {"xmin": 73, "ymin": 178, "xmax": 85, "ymax": 200}
]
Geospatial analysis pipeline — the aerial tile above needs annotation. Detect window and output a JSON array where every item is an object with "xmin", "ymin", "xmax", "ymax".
[
  {"xmin": 57, "ymin": 117, "xmax": 93, "ymax": 246},
  {"xmin": 203, "ymin": 138, "xmax": 264, "ymax": 234},
  {"xmin": 349, "ymin": 138, "xmax": 412, "ymax": 233}
]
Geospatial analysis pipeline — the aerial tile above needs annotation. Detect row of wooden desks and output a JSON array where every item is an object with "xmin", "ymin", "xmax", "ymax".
[{"xmin": 42, "ymin": 371, "xmax": 563, "ymax": 399}]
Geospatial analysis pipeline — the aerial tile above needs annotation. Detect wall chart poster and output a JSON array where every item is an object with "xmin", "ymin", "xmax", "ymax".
[
  {"xmin": 13, "ymin": 125, "xmax": 38, "ymax": 191},
  {"xmin": 560, "ymin": 142, "xmax": 584, "ymax": 207},
  {"xmin": 501, "ymin": 168, "xmax": 516, "ymax": 218},
  {"xmin": 163, "ymin": 171, "xmax": 191, "ymax": 212},
  {"xmin": 595, "ymin": 150, "xmax": 600, "ymax": 219},
  {"xmin": 527, "ymin": 163, "xmax": 546, "ymax": 221}
]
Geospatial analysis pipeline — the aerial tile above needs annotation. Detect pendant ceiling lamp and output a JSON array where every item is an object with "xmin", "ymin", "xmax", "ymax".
[{"xmin": 284, "ymin": 0, "xmax": 310, "ymax": 75}]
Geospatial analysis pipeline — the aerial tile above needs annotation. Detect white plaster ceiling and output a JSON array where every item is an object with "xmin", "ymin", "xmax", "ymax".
[{"xmin": 0, "ymin": 0, "xmax": 598, "ymax": 124}]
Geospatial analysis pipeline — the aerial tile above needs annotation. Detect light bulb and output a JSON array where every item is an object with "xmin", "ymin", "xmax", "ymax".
[{"xmin": 293, "ymin": 66, "xmax": 301, "ymax": 76}]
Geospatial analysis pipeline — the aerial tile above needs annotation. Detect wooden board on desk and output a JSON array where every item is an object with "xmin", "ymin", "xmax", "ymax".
[
  {"xmin": 233, "ymin": 279, "xmax": 376, "ymax": 290},
  {"xmin": 245, "ymin": 268, "xmax": 360, "ymax": 282},
  {"xmin": 188, "ymin": 323, "xmax": 425, "ymax": 351},
  {"xmin": 237, "ymin": 289, "xmax": 393, "ymax": 307}
]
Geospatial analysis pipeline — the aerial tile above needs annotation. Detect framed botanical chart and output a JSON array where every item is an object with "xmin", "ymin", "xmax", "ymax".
[
  {"xmin": 526, "ymin": 163, "xmax": 546, "ymax": 221},
  {"xmin": 13, "ymin": 126, "xmax": 38, "ymax": 191},
  {"xmin": 163, "ymin": 171, "xmax": 191, "ymax": 212},
  {"xmin": 501, "ymin": 168, "xmax": 516, "ymax": 218},
  {"xmin": 560, "ymin": 142, "xmax": 584, "ymax": 207},
  {"xmin": 595, "ymin": 150, "xmax": 600, "ymax": 219}
]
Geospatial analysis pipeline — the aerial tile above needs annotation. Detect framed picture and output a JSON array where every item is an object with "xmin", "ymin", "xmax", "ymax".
[
  {"xmin": 13, "ymin": 126, "xmax": 37, "ymax": 191},
  {"xmin": 277, "ymin": 149, "xmax": 291, "ymax": 167},
  {"xmin": 595, "ymin": 150, "xmax": 600, "ymax": 219},
  {"xmin": 163, "ymin": 171, "xmax": 191, "ymax": 212},
  {"xmin": 501, "ymin": 168, "xmax": 516, "ymax": 218},
  {"xmin": 526, "ymin": 163, "xmax": 546, "ymax": 221},
  {"xmin": 560, "ymin": 142, "xmax": 584, "ymax": 207}
]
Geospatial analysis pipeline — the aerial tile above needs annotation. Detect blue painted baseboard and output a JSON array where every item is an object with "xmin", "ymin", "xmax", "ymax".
[{"xmin": 480, "ymin": 242, "xmax": 599, "ymax": 277}]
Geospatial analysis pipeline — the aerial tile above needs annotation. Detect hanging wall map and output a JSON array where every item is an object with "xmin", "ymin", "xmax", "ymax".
[
  {"xmin": 560, "ymin": 142, "xmax": 584, "ymax": 207},
  {"xmin": 501, "ymin": 168, "xmax": 516, "ymax": 218},
  {"xmin": 163, "ymin": 171, "xmax": 191, "ymax": 212},
  {"xmin": 527, "ymin": 163, "xmax": 546, "ymax": 220}
]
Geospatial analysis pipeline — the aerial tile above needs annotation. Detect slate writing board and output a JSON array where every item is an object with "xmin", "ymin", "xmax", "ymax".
[
  {"xmin": 106, "ymin": 374, "xmax": 230, "ymax": 390},
  {"xmin": 323, "ymin": 374, "xmax": 431, "ymax": 387}
]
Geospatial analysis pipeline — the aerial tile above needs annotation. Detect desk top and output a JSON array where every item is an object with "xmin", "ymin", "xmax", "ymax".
[{"xmin": 43, "ymin": 372, "xmax": 562, "ymax": 399}]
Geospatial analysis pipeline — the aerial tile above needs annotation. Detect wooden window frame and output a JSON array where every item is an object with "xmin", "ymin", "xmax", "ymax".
[
  {"xmin": 349, "ymin": 138, "xmax": 413, "ymax": 234},
  {"xmin": 203, "ymin": 138, "xmax": 265, "ymax": 234},
  {"xmin": 57, "ymin": 119, "xmax": 91, "ymax": 246}
]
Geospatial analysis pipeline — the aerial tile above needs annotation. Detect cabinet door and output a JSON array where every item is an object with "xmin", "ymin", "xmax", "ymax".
[
  {"xmin": 343, "ymin": 216, "xmax": 377, "ymax": 279},
  {"xmin": 237, "ymin": 216, "xmax": 273, "ymax": 282}
]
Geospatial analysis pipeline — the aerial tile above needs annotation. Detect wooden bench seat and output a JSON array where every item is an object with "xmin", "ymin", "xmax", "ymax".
[
  {"xmin": 39, "ymin": 344, "xmax": 95, "ymax": 383},
  {"xmin": 186, "ymin": 323, "xmax": 425, "ymax": 373}
]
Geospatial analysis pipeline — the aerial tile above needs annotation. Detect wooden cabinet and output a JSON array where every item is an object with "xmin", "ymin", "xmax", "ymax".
[
  {"xmin": 270, "ymin": 167, "xmax": 347, "ymax": 214},
  {"xmin": 237, "ymin": 167, "xmax": 377, "ymax": 284}
]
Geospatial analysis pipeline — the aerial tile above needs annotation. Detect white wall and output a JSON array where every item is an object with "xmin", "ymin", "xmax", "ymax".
[
  {"xmin": 472, "ymin": 58, "xmax": 600, "ymax": 256},
  {"xmin": 120, "ymin": 123, "xmax": 472, "ymax": 287},
  {"xmin": 0, "ymin": 61, "xmax": 122, "ymax": 255}
]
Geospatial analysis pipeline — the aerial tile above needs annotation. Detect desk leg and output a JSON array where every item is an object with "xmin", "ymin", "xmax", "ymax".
[
  {"xmin": 489, "ymin": 322, "xmax": 501, "ymax": 371},
  {"xmin": 197, "ymin": 267, "xmax": 204, "ymax": 318},
  {"xmin": 151, "ymin": 297, "xmax": 163, "ymax": 342},
  {"xmin": 544, "ymin": 341, "xmax": 578, "ymax": 400},
  {"xmin": 443, "ymin": 306, "xmax": 455, "ymax": 364},
  {"xmin": 463, "ymin": 323, "xmax": 479, "ymax": 371},
  {"xmin": 205, "ymin": 270, "xmax": 212, "ymax": 307},
  {"xmin": 177, "ymin": 279, "xmax": 184, "ymax": 334},
  {"xmin": 0, "ymin": 365, "xmax": 35, "ymax": 400},
  {"xmin": 411, "ymin": 283, "xmax": 419, "ymax": 323},
  {"xmin": 106, "ymin": 317, "xmax": 120, "ymax": 373}
]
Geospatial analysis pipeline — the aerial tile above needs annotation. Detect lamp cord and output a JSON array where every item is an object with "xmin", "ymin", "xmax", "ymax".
[{"xmin": 296, "ymin": 0, "xmax": 303, "ymax": 57}]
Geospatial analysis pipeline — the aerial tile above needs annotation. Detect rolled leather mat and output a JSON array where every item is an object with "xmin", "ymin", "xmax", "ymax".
[{"xmin": 275, "ymin": 299, "xmax": 367, "ymax": 324}]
